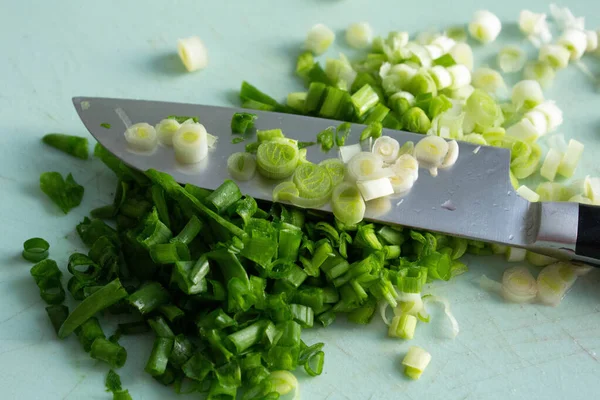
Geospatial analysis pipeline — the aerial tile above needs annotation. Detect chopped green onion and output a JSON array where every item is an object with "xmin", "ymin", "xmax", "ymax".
[
  {"xmin": 155, "ymin": 119, "xmax": 181, "ymax": 146},
  {"xmin": 305, "ymin": 23, "xmax": 335, "ymax": 55},
  {"xmin": 506, "ymin": 246, "xmax": 527, "ymax": 262},
  {"xmin": 227, "ymin": 152, "xmax": 257, "ymax": 182},
  {"xmin": 401, "ymin": 107, "xmax": 431, "ymax": 134},
  {"xmin": 45, "ymin": 304, "xmax": 69, "ymax": 336},
  {"xmin": 388, "ymin": 314, "xmax": 417, "ymax": 339},
  {"xmin": 267, "ymin": 370, "xmax": 299, "ymax": 397},
  {"xmin": 516, "ymin": 185, "xmax": 540, "ymax": 202},
  {"xmin": 539, "ymin": 44, "xmax": 570, "ymax": 69},
  {"xmin": 40, "ymin": 172, "xmax": 84, "ymax": 214},
  {"xmin": 292, "ymin": 163, "xmax": 333, "ymax": 204},
  {"xmin": 150, "ymin": 242, "xmax": 190, "ymax": 264},
  {"xmin": 76, "ymin": 317, "xmax": 105, "ymax": 352},
  {"xmin": 173, "ymin": 123, "xmax": 208, "ymax": 164},
  {"xmin": 360, "ymin": 121, "xmax": 383, "ymax": 141},
  {"xmin": 22, "ymin": 237, "xmax": 50, "ymax": 262},
  {"xmin": 558, "ymin": 29, "xmax": 587, "ymax": 61},
  {"xmin": 42, "ymin": 134, "xmax": 89, "ymax": 160},
  {"xmin": 287, "ymin": 92, "xmax": 306, "ymax": 112},
  {"xmin": 296, "ymin": 51, "xmax": 314, "ymax": 79},
  {"xmin": 167, "ymin": 115, "xmax": 200, "ymax": 124},
  {"xmin": 338, "ymin": 143, "xmax": 362, "ymax": 163},
  {"xmin": 256, "ymin": 139, "xmax": 300, "ymax": 179},
  {"xmin": 351, "ymin": 84, "xmax": 379, "ymax": 117},
  {"xmin": 316, "ymin": 127, "xmax": 335, "ymax": 152},
  {"xmin": 124, "ymin": 123, "xmax": 157, "ymax": 152},
  {"xmin": 30, "ymin": 259, "xmax": 65, "ymax": 305},
  {"xmin": 90, "ymin": 337, "xmax": 127, "ymax": 368},
  {"xmin": 537, "ymin": 262, "xmax": 577, "ymax": 306},
  {"xmin": 231, "ymin": 112, "xmax": 257, "ymax": 134},
  {"xmin": 501, "ymin": 266, "xmax": 538, "ymax": 303},
  {"xmin": 177, "ymin": 36, "xmax": 208, "ymax": 72},
  {"xmin": 331, "ymin": 183, "xmax": 366, "ymax": 226},
  {"xmin": 526, "ymin": 251, "xmax": 558, "ymax": 267},
  {"xmin": 557, "ymin": 139, "xmax": 584, "ymax": 178},
  {"xmin": 414, "ymin": 135, "xmax": 449, "ymax": 172},
  {"xmin": 346, "ymin": 152, "xmax": 389, "ymax": 182},
  {"xmin": 319, "ymin": 159, "xmax": 345, "ymax": 186},
  {"xmin": 472, "ymin": 68, "xmax": 506, "ymax": 94},
  {"xmin": 540, "ymin": 148, "xmax": 562, "ymax": 181},
  {"xmin": 372, "ymin": 136, "xmax": 400, "ymax": 163},
  {"xmin": 335, "ymin": 122, "xmax": 352, "ymax": 146},
  {"xmin": 357, "ymin": 177, "xmax": 394, "ymax": 201},
  {"xmin": 445, "ymin": 26, "xmax": 467, "ymax": 42},
  {"xmin": 468, "ymin": 10, "xmax": 502, "ymax": 43},
  {"xmin": 145, "ymin": 337, "xmax": 174, "ymax": 376},
  {"xmin": 402, "ymin": 346, "xmax": 431, "ymax": 380},
  {"xmin": 346, "ymin": 22, "xmax": 373, "ymax": 49},
  {"xmin": 449, "ymin": 42, "xmax": 473, "ymax": 70},
  {"xmin": 497, "ymin": 45, "xmax": 526, "ymax": 73},
  {"xmin": 128, "ymin": 282, "xmax": 170, "ymax": 315},
  {"xmin": 100, "ymin": 123, "xmax": 111, "ymax": 129},
  {"xmin": 523, "ymin": 61, "xmax": 555, "ymax": 88}
]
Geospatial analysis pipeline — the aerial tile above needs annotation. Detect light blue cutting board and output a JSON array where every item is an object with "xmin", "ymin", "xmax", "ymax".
[{"xmin": 1, "ymin": 1, "xmax": 600, "ymax": 399}]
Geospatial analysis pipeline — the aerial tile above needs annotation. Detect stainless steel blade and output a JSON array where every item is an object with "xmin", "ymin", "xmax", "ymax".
[{"xmin": 73, "ymin": 96, "xmax": 538, "ymax": 248}]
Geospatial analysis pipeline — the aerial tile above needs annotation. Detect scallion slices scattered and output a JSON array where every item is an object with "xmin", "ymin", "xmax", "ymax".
[{"xmin": 177, "ymin": 36, "xmax": 208, "ymax": 72}]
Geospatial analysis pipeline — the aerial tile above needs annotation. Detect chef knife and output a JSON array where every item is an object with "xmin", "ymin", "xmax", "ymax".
[{"xmin": 73, "ymin": 96, "xmax": 600, "ymax": 264}]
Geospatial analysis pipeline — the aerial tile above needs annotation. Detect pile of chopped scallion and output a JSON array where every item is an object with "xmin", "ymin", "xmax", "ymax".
[{"xmin": 25, "ymin": 5, "xmax": 600, "ymax": 399}]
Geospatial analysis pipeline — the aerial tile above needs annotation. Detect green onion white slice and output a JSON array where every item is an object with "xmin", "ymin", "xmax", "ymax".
[
  {"xmin": 268, "ymin": 370, "xmax": 299, "ymax": 398},
  {"xmin": 501, "ymin": 266, "xmax": 538, "ymax": 303},
  {"xmin": 537, "ymin": 262, "xmax": 577, "ymax": 306},
  {"xmin": 357, "ymin": 177, "xmax": 394, "ymax": 201},
  {"xmin": 389, "ymin": 91, "xmax": 416, "ymax": 105},
  {"xmin": 319, "ymin": 159, "xmax": 345, "ymax": 186},
  {"xmin": 227, "ymin": 152, "xmax": 256, "ymax": 181},
  {"xmin": 305, "ymin": 23, "xmax": 335, "ymax": 55},
  {"xmin": 293, "ymin": 163, "xmax": 333, "ymax": 202},
  {"xmin": 491, "ymin": 243, "xmax": 507, "ymax": 255},
  {"xmin": 506, "ymin": 246, "xmax": 526, "ymax": 262},
  {"xmin": 497, "ymin": 46, "xmax": 526, "ymax": 73},
  {"xmin": 468, "ymin": 10, "xmax": 502, "ymax": 43},
  {"xmin": 346, "ymin": 22, "xmax": 373, "ymax": 49},
  {"xmin": 585, "ymin": 30, "xmax": 598, "ymax": 52},
  {"xmin": 394, "ymin": 154, "xmax": 419, "ymax": 179},
  {"xmin": 256, "ymin": 139, "xmax": 300, "ymax": 179},
  {"xmin": 526, "ymin": 251, "xmax": 558, "ymax": 267},
  {"xmin": 569, "ymin": 194, "xmax": 593, "ymax": 204},
  {"xmin": 472, "ymin": 67, "xmax": 506, "ymax": 94},
  {"xmin": 538, "ymin": 44, "xmax": 570, "ymax": 69},
  {"xmin": 558, "ymin": 29, "xmax": 588, "ymax": 61},
  {"xmin": 584, "ymin": 176, "xmax": 600, "ymax": 204},
  {"xmin": 338, "ymin": 143, "xmax": 362, "ymax": 163},
  {"xmin": 447, "ymin": 64, "xmax": 471, "ymax": 89},
  {"xmin": 389, "ymin": 169, "xmax": 415, "ymax": 195},
  {"xmin": 519, "ymin": 10, "xmax": 551, "ymax": 43},
  {"xmin": 557, "ymin": 139, "xmax": 584, "ymax": 178},
  {"xmin": 177, "ymin": 36, "xmax": 208, "ymax": 72},
  {"xmin": 402, "ymin": 346, "xmax": 431, "ymax": 380},
  {"xmin": 440, "ymin": 140, "xmax": 459, "ymax": 169},
  {"xmin": 517, "ymin": 185, "xmax": 540, "ymax": 202},
  {"xmin": 550, "ymin": 4, "xmax": 584, "ymax": 32},
  {"xmin": 523, "ymin": 61, "xmax": 556, "ymax": 88},
  {"xmin": 429, "ymin": 66, "xmax": 453, "ymax": 90},
  {"xmin": 272, "ymin": 181, "xmax": 300, "ymax": 202},
  {"xmin": 398, "ymin": 141, "xmax": 415, "ymax": 156},
  {"xmin": 449, "ymin": 42, "xmax": 474, "ymax": 70},
  {"xmin": 523, "ymin": 110, "xmax": 549, "ymax": 136},
  {"xmin": 388, "ymin": 314, "xmax": 417, "ymax": 339},
  {"xmin": 346, "ymin": 152, "xmax": 390, "ymax": 182},
  {"xmin": 431, "ymin": 35, "xmax": 457, "ymax": 53},
  {"xmin": 372, "ymin": 136, "xmax": 400, "ymax": 163},
  {"xmin": 394, "ymin": 294, "xmax": 424, "ymax": 317},
  {"xmin": 124, "ymin": 123, "xmax": 158, "ymax": 152},
  {"xmin": 414, "ymin": 136, "xmax": 449, "ymax": 174},
  {"xmin": 173, "ymin": 123, "xmax": 208, "ymax": 163},
  {"xmin": 424, "ymin": 44, "xmax": 444, "ymax": 60},
  {"xmin": 511, "ymin": 80, "xmax": 544, "ymax": 110},
  {"xmin": 540, "ymin": 148, "xmax": 562, "ymax": 181},
  {"xmin": 534, "ymin": 101, "xmax": 563, "ymax": 132},
  {"xmin": 331, "ymin": 182, "xmax": 366, "ymax": 225},
  {"xmin": 155, "ymin": 119, "xmax": 181, "ymax": 146}
]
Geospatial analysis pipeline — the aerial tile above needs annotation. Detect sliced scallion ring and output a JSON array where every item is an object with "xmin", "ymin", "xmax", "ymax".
[
  {"xmin": 472, "ymin": 68, "xmax": 506, "ymax": 94},
  {"xmin": 272, "ymin": 181, "xmax": 299, "ymax": 202},
  {"xmin": 357, "ymin": 177, "xmax": 394, "ymax": 201},
  {"xmin": 319, "ymin": 159, "xmax": 345, "ymax": 186},
  {"xmin": 389, "ymin": 169, "xmax": 415, "ymax": 195},
  {"xmin": 346, "ymin": 152, "xmax": 388, "ymax": 182},
  {"xmin": 393, "ymin": 154, "xmax": 419, "ymax": 182},
  {"xmin": 292, "ymin": 163, "xmax": 333, "ymax": 201},
  {"xmin": 338, "ymin": 143, "xmax": 362, "ymax": 163},
  {"xmin": 468, "ymin": 10, "xmax": 502, "ymax": 44},
  {"xmin": 155, "ymin": 118, "xmax": 181, "ymax": 146},
  {"xmin": 227, "ymin": 152, "xmax": 257, "ymax": 181},
  {"xmin": 177, "ymin": 36, "xmax": 208, "ymax": 72},
  {"xmin": 402, "ymin": 346, "xmax": 431, "ymax": 380},
  {"xmin": 372, "ymin": 136, "xmax": 400, "ymax": 164},
  {"xmin": 557, "ymin": 139, "xmax": 584, "ymax": 178},
  {"xmin": 497, "ymin": 46, "xmax": 526, "ymax": 73},
  {"xmin": 511, "ymin": 80, "xmax": 544, "ymax": 110},
  {"xmin": 331, "ymin": 182, "xmax": 366, "ymax": 225},
  {"xmin": 173, "ymin": 123, "xmax": 208, "ymax": 164},
  {"xmin": 414, "ymin": 136, "xmax": 449, "ymax": 169},
  {"xmin": 537, "ymin": 262, "xmax": 577, "ymax": 306},
  {"xmin": 501, "ymin": 266, "xmax": 538, "ymax": 303},
  {"xmin": 22, "ymin": 238, "xmax": 50, "ymax": 262},
  {"xmin": 440, "ymin": 140, "xmax": 459, "ymax": 169},
  {"xmin": 256, "ymin": 138, "xmax": 300, "ymax": 180},
  {"xmin": 124, "ymin": 123, "xmax": 158, "ymax": 152}
]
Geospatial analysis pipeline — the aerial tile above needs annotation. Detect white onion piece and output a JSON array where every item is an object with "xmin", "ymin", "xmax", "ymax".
[
  {"xmin": 173, "ymin": 123, "xmax": 208, "ymax": 164},
  {"xmin": 497, "ymin": 46, "xmax": 526, "ymax": 73},
  {"xmin": 394, "ymin": 295, "xmax": 424, "ymax": 316},
  {"xmin": 429, "ymin": 66, "xmax": 453, "ymax": 90},
  {"xmin": 393, "ymin": 154, "xmax": 419, "ymax": 181},
  {"xmin": 558, "ymin": 29, "xmax": 588, "ymax": 61},
  {"xmin": 449, "ymin": 43, "xmax": 474, "ymax": 71},
  {"xmin": 346, "ymin": 22, "xmax": 373, "ymax": 49},
  {"xmin": 472, "ymin": 67, "xmax": 506, "ymax": 94},
  {"xmin": 506, "ymin": 247, "xmax": 526, "ymax": 262},
  {"xmin": 440, "ymin": 140, "xmax": 459, "ymax": 169},
  {"xmin": 557, "ymin": 139, "xmax": 584, "ymax": 178},
  {"xmin": 372, "ymin": 136, "xmax": 400, "ymax": 163},
  {"xmin": 534, "ymin": 101, "xmax": 563, "ymax": 132},
  {"xmin": 227, "ymin": 152, "xmax": 256, "ymax": 181},
  {"xmin": 537, "ymin": 262, "xmax": 577, "ymax": 306},
  {"xmin": 389, "ymin": 169, "xmax": 415, "ymax": 194},
  {"xmin": 511, "ymin": 80, "xmax": 544, "ymax": 110},
  {"xmin": 124, "ymin": 123, "xmax": 158, "ymax": 152},
  {"xmin": 420, "ymin": 295, "xmax": 459, "ymax": 338},
  {"xmin": 338, "ymin": 143, "xmax": 362, "ymax": 163},
  {"xmin": 501, "ymin": 266, "xmax": 538, "ymax": 303},
  {"xmin": 346, "ymin": 152, "xmax": 389, "ymax": 182},
  {"xmin": 447, "ymin": 64, "xmax": 471, "ymax": 89},
  {"xmin": 478, "ymin": 275, "xmax": 503, "ymax": 294},
  {"xmin": 357, "ymin": 177, "xmax": 394, "ymax": 201},
  {"xmin": 155, "ymin": 119, "xmax": 181, "ymax": 146},
  {"xmin": 540, "ymin": 148, "xmax": 562, "ymax": 181},
  {"xmin": 424, "ymin": 44, "xmax": 444, "ymax": 60},
  {"xmin": 414, "ymin": 136, "xmax": 449, "ymax": 168},
  {"xmin": 431, "ymin": 36, "xmax": 457, "ymax": 53},
  {"xmin": 469, "ymin": 10, "xmax": 502, "ymax": 43},
  {"xmin": 305, "ymin": 24, "xmax": 335, "ymax": 55},
  {"xmin": 177, "ymin": 36, "xmax": 208, "ymax": 72},
  {"xmin": 517, "ymin": 185, "xmax": 540, "ymax": 202}
]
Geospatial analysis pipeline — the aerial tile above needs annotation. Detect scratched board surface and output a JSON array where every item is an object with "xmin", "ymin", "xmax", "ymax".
[{"xmin": 1, "ymin": 1, "xmax": 600, "ymax": 399}]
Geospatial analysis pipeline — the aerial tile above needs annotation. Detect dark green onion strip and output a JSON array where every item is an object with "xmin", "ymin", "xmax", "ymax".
[
  {"xmin": 90, "ymin": 337, "xmax": 127, "ymax": 368},
  {"xmin": 42, "ymin": 133, "xmax": 89, "ymax": 160},
  {"xmin": 30, "ymin": 259, "xmax": 65, "ymax": 305},
  {"xmin": 22, "ymin": 237, "xmax": 50, "ymax": 262},
  {"xmin": 231, "ymin": 112, "xmax": 258, "ymax": 134},
  {"xmin": 39, "ymin": 172, "xmax": 84, "ymax": 214}
]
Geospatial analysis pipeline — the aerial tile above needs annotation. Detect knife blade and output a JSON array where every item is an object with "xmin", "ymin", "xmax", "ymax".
[{"xmin": 72, "ymin": 96, "xmax": 600, "ymax": 264}]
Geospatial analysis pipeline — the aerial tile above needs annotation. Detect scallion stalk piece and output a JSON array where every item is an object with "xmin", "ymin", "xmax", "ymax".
[
  {"xmin": 30, "ymin": 259, "xmax": 65, "ymax": 305},
  {"xmin": 557, "ymin": 139, "xmax": 584, "ymax": 178},
  {"xmin": 231, "ymin": 112, "xmax": 257, "ymax": 134},
  {"xmin": 42, "ymin": 134, "xmax": 89, "ymax": 160},
  {"xmin": 305, "ymin": 24, "xmax": 335, "ymax": 55},
  {"xmin": 372, "ymin": 136, "xmax": 400, "ymax": 164},
  {"xmin": 316, "ymin": 127, "xmax": 335, "ymax": 152},
  {"xmin": 402, "ymin": 346, "xmax": 431, "ymax": 380},
  {"xmin": 497, "ymin": 46, "xmax": 526, "ymax": 73},
  {"xmin": 124, "ymin": 123, "xmax": 158, "ymax": 152},
  {"xmin": 173, "ymin": 123, "xmax": 209, "ymax": 164},
  {"xmin": 331, "ymin": 183, "xmax": 366, "ymax": 225},
  {"xmin": 501, "ymin": 266, "xmax": 538, "ymax": 303},
  {"xmin": 256, "ymin": 139, "xmax": 300, "ymax": 179},
  {"xmin": 537, "ymin": 262, "xmax": 577, "ymax": 306},
  {"xmin": 91, "ymin": 337, "xmax": 127, "ymax": 368},
  {"xmin": 177, "ymin": 36, "xmax": 208, "ymax": 72},
  {"xmin": 40, "ymin": 172, "xmax": 84, "ymax": 214},
  {"xmin": 468, "ymin": 10, "xmax": 502, "ymax": 43},
  {"xmin": 388, "ymin": 314, "xmax": 417, "ymax": 339},
  {"xmin": 22, "ymin": 237, "xmax": 50, "ymax": 262},
  {"xmin": 155, "ymin": 119, "xmax": 181, "ymax": 146}
]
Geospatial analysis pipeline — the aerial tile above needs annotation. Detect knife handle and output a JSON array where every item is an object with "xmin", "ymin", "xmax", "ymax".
[{"xmin": 576, "ymin": 203, "xmax": 600, "ymax": 262}]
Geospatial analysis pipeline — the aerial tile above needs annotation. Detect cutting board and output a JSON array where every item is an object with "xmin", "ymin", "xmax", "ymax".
[{"xmin": 1, "ymin": 1, "xmax": 600, "ymax": 399}]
